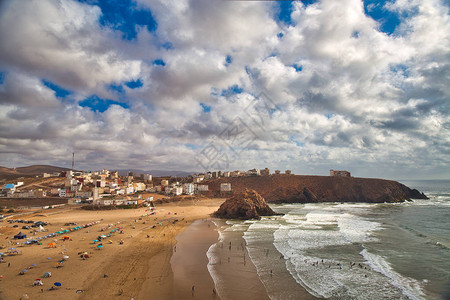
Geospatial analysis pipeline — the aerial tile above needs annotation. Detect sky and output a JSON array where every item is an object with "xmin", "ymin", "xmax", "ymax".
[{"xmin": 0, "ymin": 0, "xmax": 449, "ymax": 180}]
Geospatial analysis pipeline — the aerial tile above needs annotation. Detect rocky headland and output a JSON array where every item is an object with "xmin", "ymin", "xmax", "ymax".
[
  {"xmin": 213, "ymin": 189, "xmax": 278, "ymax": 219},
  {"xmin": 205, "ymin": 175, "xmax": 428, "ymax": 204}
]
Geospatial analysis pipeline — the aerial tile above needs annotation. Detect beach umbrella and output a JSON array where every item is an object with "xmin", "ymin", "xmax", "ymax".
[
  {"xmin": 54, "ymin": 282, "xmax": 62, "ymax": 287},
  {"xmin": 96, "ymin": 245, "xmax": 103, "ymax": 249},
  {"xmin": 31, "ymin": 264, "xmax": 36, "ymax": 267},
  {"xmin": 43, "ymin": 272, "xmax": 51, "ymax": 278}
]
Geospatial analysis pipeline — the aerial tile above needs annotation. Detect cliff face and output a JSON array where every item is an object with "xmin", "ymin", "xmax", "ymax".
[
  {"xmin": 205, "ymin": 175, "xmax": 428, "ymax": 204},
  {"xmin": 213, "ymin": 189, "xmax": 278, "ymax": 219}
]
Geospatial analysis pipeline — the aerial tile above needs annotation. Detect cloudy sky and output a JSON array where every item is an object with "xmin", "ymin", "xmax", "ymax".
[{"xmin": 0, "ymin": 0, "xmax": 449, "ymax": 179}]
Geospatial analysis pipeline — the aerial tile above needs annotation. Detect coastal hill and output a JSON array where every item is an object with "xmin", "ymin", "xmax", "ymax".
[
  {"xmin": 213, "ymin": 189, "xmax": 278, "ymax": 219},
  {"xmin": 204, "ymin": 175, "xmax": 428, "ymax": 203},
  {"xmin": 0, "ymin": 165, "xmax": 71, "ymax": 178}
]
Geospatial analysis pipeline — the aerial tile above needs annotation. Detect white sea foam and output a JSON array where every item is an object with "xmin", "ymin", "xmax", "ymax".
[
  {"xmin": 361, "ymin": 249, "xmax": 426, "ymax": 300},
  {"xmin": 206, "ymin": 241, "xmax": 225, "ymax": 299},
  {"xmin": 224, "ymin": 224, "xmax": 248, "ymax": 232},
  {"xmin": 338, "ymin": 213, "xmax": 381, "ymax": 243},
  {"xmin": 248, "ymin": 222, "xmax": 280, "ymax": 230}
]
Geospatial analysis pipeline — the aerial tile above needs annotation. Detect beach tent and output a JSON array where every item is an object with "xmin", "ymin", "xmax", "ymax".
[
  {"xmin": 14, "ymin": 232, "xmax": 27, "ymax": 239},
  {"xmin": 33, "ymin": 279, "xmax": 43, "ymax": 286},
  {"xmin": 43, "ymin": 272, "xmax": 51, "ymax": 278},
  {"xmin": 62, "ymin": 236, "xmax": 70, "ymax": 240},
  {"xmin": 47, "ymin": 243, "xmax": 56, "ymax": 248}
]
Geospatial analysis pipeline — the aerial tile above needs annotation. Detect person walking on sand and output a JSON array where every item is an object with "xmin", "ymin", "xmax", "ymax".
[{"xmin": 191, "ymin": 285, "xmax": 195, "ymax": 296}]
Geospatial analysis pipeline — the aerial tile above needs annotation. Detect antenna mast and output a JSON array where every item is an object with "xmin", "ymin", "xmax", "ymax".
[{"xmin": 72, "ymin": 152, "xmax": 75, "ymax": 171}]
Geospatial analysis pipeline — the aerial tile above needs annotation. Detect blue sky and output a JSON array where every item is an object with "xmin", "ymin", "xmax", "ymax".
[{"xmin": 0, "ymin": 0, "xmax": 449, "ymax": 179}]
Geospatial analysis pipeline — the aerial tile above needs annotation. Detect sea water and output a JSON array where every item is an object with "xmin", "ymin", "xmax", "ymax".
[{"xmin": 209, "ymin": 180, "xmax": 450, "ymax": 300}]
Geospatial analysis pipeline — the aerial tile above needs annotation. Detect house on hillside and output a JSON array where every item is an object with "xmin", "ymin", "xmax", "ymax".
[
  {"xmin": 330, "ymin": 170, "xmax": 351, "ymax": 177},
  {"xmin": 197, "ymin": 184, "xmax": 209, "ymax": 192},
  {"xmin": 220, "ymin": 183, "xmax": 232, "ymax": 192}
]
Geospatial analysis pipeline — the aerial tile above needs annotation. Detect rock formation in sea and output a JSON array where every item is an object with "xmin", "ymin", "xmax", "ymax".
[{"xmin": 213, "ymin": 189, "xmax": 278, "ymax": 220}]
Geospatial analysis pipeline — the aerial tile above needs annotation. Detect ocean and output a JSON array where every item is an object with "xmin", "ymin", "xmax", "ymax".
[{"xmin": 208, "ymin": 180, "xmax": 450, "ymax": 300}]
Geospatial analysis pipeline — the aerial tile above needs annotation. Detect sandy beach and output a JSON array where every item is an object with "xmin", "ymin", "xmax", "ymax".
[
  {"xmin": 0, "ymin": 197, "xmax": 317, "ymax": 300},
  {"xmin": 0, "ymin": 198, "xmax": 222, "ymax": 299}
]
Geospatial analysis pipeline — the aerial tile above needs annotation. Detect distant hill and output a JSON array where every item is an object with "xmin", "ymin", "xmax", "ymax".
[
  {"xmin": 117, "ymin": 169, "xmax": 193, "ymax": 177},
  {"xmin": 0, "ymin": 165, "xmax": 71, "ymax": 178},
  {"xmin": 0, "ymin": 165, "xmax": 193, "ymax": 179}
]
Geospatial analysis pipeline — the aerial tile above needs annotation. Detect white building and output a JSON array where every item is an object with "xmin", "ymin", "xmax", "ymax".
[
  {"xmin": 59, "ymin": 189, "xmax": 67, "ymax": 197},
  {"xmin": 330, "ymin": 170, "xmax": 351, "ymax": 177},
  {"xmin": 173, "ymin": 187, "xmax": 183, "ymax": 196},
  {"xmin": 247, "ymin": 169, "xmax": 260, "ymax": 176},
  {"xmin": 126, "ymin": 186, "xmax": 134, "ymax": 194},
  {"xmin": 134, "ymin": 182, "xmax": 146, "ymax": 192},
  {"xmin": 197, "ymin": 184, "xmax": 209, "ymax": 192},
  {"xmin": 143, "ymin": 174, "xmax": 152, "ymax": 182},
  {"xmin": 183, "ymin": 183, "xmax": 194, "ymax": 195},
  {"xmin": 220, "ymin": 183, "xmax": 232, "ymax": 192}
]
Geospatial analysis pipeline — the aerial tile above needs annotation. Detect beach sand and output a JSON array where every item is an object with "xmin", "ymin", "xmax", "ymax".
[
  {"xmin": 0, "ymin": 198, "xmax": 221, "ymax": 299},
  {"xmin": 0, "ymin": 197, "xmax": 316, "ymax": 300}
]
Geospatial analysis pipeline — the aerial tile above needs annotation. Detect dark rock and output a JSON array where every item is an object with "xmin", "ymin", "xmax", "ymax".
[{"xmin": 213, "ymin": 189, "xmax": 278, "ymax": 220}]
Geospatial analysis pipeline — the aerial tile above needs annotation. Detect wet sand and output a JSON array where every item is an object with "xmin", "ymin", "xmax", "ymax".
[
  {"xmin": 208, "ymin": 220, "xmax": 271, "ymax": 300},
  {"xmin": 171, "ymin": 219, "xmax": 219, "ymax": 300}
]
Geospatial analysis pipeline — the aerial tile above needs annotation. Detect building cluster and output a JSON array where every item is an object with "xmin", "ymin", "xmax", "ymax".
[
  {"xmin": 193, "ymin": 168, "xmax": 292, "ymax": 180},
  {"xmin": 1, "ymin": 170, "xmax": 154, "ymax": 206}
]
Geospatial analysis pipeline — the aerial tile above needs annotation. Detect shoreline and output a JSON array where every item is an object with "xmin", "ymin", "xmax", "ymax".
[{"xmin": 208, "ymin": 219, "xmax": 271, "ymax": 300}]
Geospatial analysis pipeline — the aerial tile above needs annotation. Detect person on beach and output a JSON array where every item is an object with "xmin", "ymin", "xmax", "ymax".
[{"xmin": 191, "ymin": 285, "xmax": 195, "ymax": 296}]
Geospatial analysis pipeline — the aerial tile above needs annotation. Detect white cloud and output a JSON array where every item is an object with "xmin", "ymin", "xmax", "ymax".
[
  {"xmin": 0, "ymin": 0, "xmax": 142, "ymax": 98},
  {"xmin": 0, "ymin": 0, "xmax": 448, "ymax": 179}
]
